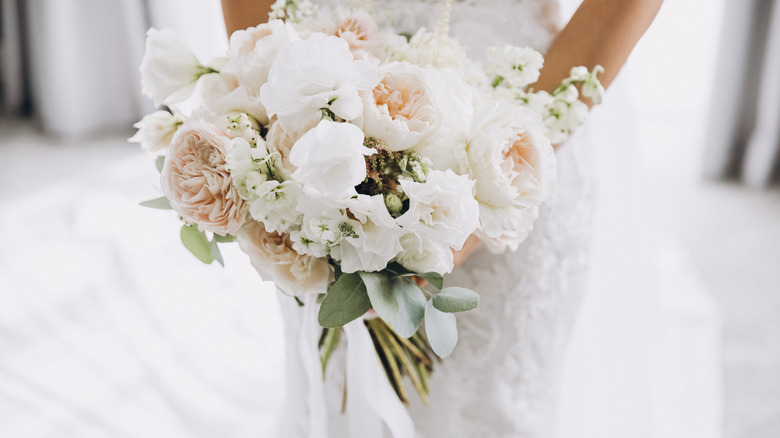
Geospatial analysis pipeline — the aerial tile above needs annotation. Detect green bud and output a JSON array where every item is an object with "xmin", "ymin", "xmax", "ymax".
[{"xmin": 385, "ymin": 193, "xmax": 403, "ymax": 216}]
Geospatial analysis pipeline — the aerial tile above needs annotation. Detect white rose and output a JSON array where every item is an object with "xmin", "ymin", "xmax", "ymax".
[
  {"xmin": 396, "ymin": 169, "xmax": 479, "ymax": 250},
  {"xmin": 411, "ymin": 69, "xmax": 476, "ymax": 173},
  {"xmin": 200, "ymin": 72, "xmax": 268, "ymax": 125},
  {"xmin": 237, "ymin": 220, "xmax": 332, "ymax": 297},
  {"xmin": 331, "ymin": 194, "xmax": 404, "ymax": 273},
  {"xmin": 223, "ymin": 20, "xmax": 300, "ymax": 89},
  {"xmin": 396, "ymin": 233, "xmax": 454, "ymax": 275},
  {"xmin": 289, "ymin": 120, "xmax": 374, "ymax": 199},
  {"xmin": 467, "ymin": 101, "xmax": 556, "ymax": 252},
  {"xmin": 129, "ymin": 110, "xmax": 182, "ymax": 154},
  {"xmin": 260, "ymin": 33, "xmax": 378, "ymax": 132},
  {"xmin": 362, "ymin": 62, "xmax": 439, "ymax": 151},
  {"xmin": 140, "ymin": 28, "xmax": 213, "ymax": 107}
]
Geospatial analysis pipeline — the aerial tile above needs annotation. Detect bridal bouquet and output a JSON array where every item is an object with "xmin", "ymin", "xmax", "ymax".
[{"xmin": 131, "ymin": 0, "xmax": 602, "ymax": 405}]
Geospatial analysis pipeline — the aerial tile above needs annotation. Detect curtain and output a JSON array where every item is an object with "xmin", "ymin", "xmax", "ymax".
[
  {"xmin": 0, "ymin": 0, "xmax": 228, "ymax": 137},
  {"xmin": 704, "ymin": 0, "xmax": 780, "ymax": 187}
]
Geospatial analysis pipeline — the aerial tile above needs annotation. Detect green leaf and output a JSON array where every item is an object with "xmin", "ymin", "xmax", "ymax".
[
  {"xmin": 212, "ymin": 233, "xmax": 235, "ymax": 243},
  {"xmin": 417, "ymin": 272, "xmax": 443, "ymax": 290},
  {"xmin": 432, "ymin": 287, "xmax": 479, "ymax": 313},
  {"xmin": 384, "ymin": 263, "xmax": 443, "ymax": 289},
  {"xmin": 155, "ymin": 156, "xmax": 165, "ymax": 173},
  {"xmin": 390, "ymin": 277, "xmax": 427, "ymax": 338},
  {"xmin": 180, "ymin": 225, "xmax": 214, "ymax": 264},
  {"xmin": 359, "ymin": 271, "xmax": 398, "ymax": 323},
  {"xmin": 139, "ymin": 196, "xmax": 172, "ymax": 209},
  {"xmin": 424, "ymin": 300, "xmax": 458, "ymax": 358},
  {"xmin": 210, "ymin": 239, "xmax": 224, "ymax": 267},
  {"xmin": 384, "ymin": 262, "xmax": 411, "ymax": 278},
  {"xmin": 318, "ymin": 273, "xmax": 371, "ymax": 328}
]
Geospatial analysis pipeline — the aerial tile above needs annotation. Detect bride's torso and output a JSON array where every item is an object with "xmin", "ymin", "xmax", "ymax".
[{"xmin": 289, "ymin": 1, "xmax": 596, "ymax": 437}]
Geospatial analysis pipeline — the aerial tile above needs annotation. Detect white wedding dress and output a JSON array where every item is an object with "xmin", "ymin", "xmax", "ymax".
[{"xmin": 279, "ymin": 1, "xmax": 598, "ymax": 437}]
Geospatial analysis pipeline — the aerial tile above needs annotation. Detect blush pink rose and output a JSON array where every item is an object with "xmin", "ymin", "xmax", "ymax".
[
  {"xmin": 162, "ymin": 121, "xmax": 247, "ymax": 236},
  {"xmin": 362, "ymin": 62, "xmax": 439, "ymax": 151},
  {"xmin": 237, "ymin": 220, "xmax": 333, "ymax": 296}
]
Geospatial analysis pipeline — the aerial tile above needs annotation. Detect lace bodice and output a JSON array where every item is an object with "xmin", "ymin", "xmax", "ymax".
[{"xmin": 281, "ymin": 1, "xmax": 596, "ymax": 437}]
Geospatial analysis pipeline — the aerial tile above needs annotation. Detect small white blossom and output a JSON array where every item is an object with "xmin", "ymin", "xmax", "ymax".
[
  {"xmin": 129, "ymin": 110, "xmax": 182, "ymax": 154},
  {"xmin": 140, "ymin": 28, "xmax": 214, "ymax": 106},
  {"xmin": 486, "ymin": 44, "xmax": 544, "ymax": 89}
]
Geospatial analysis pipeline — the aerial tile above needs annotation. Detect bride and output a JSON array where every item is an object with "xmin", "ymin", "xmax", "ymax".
[{"xmin": 221, "ymin": 0, "xmax": 664, "ymax": 436}]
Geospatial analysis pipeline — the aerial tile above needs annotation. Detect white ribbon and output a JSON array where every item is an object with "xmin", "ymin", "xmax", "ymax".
[
  {"xmin": 299, "ymin": 293, "xmax": 328, "ymax": 438},
  {"xmin": 343, "ymin": 319, "xmax": 416, "ymax": 438},
  {"xmin": 282, "ymin": 291, "xmax": 415, "ymax": 438}
]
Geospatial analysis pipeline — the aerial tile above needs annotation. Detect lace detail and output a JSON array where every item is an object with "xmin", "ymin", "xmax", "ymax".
[
  {"xmin": 281, "ymin": 1, "xmax": 597, "ymax": 436},
  {"xmin": 408, "ymin": 139, "xmax": 594, "ymax": 437}
]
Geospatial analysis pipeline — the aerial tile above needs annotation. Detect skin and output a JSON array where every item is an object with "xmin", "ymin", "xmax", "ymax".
[{"xmin": 220, "ymin": 0, "xmax": 664, "ymax": 269}]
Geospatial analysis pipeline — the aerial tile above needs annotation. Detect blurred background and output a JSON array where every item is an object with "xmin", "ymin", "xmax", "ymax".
[{"xmin": 1, "ymin": 0, "xmax": 779, "ymax": 437}]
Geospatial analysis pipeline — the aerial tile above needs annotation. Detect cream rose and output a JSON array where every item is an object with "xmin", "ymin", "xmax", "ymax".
[
  {"xmin": 162, "ymin": 121, "xmax": 247, "ymax": 236},
  {"xmin": 467, "ymin": 102, "xmax": 556, "ymax": 252},
  {"xmin": 362, "ymin": 62, "xmax": 439, "ymax": 151},
  {"xmin": 237, "ymin": 220, "xmax": 333, "ymax": 296},
  {"xmin": 320, "ymin": 8, "xmax": 379, "ymax": 57},
  {"xmin": 265, "ymin": 121, "xmax": 303, "ymax": 180},
  {"xmin": 224, "ymin": 20, "xmax": 300, "ymax": 89}
]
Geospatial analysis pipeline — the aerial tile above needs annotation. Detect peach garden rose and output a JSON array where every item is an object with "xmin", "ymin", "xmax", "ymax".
[
  {"xmin": 237, "ymin": 219, "xmax": 333, "ymax": 296},
  {"xmin": 162, "ymin": 121, "xmax": 247, "ymax": 236}
]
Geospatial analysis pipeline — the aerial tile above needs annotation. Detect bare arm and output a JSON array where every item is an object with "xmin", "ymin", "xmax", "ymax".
[
  {"xmin": 221, "ymin": 0, "xmax": 275, "ymax": 36},
  {"xmin": 534, "ymin": 0, "xmax": 664, "ymax": 93}
]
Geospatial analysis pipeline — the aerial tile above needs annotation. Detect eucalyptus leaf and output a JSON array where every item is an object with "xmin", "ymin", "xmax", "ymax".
[
  {"xmin": 212, "ymin": 234, "xmax": 235, "ymax": 243},
  {"xmin": 417, "ymin": 272, "xmax": 444, "ymax": 290},
  {"xmin": 359, "ymin": 271, "xmax": 398, "ymax": 323},
  {"xmin": 210, "ymin": 239, "xmax": 224, "ymax": 267},
  {"xmin": 384, "ymin": 262, "xmax": 411, "ymax": 278},
  {"xmin": 139, "ymin": 196, "xmax": 172, "ymax": 210},
  {"xmin": 180, "ymin": 225, "xmax": 214, "ymax": 264},
  {"xmin": 390, "ymin": 277, "xmax": 427, "ymax": 338},
  {"xmin": 318, "ymin": 273, "xmax": 371, "ymax": 328},
  {"xmin": 155, "ymin": 156, "xmax": 165, "ymax": 173},
  {"xmin": 424, "ymin": 300, "xmax": 458, "ymax": 358},
  {"xmin": 432, "ymin": 287, "xmax": 479, "ymax": 313}
]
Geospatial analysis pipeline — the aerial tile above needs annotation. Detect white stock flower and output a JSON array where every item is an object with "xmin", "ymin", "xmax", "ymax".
[
  {"xmin": 226, "ymin": 137, "xmax": 270, "ymax": 199},
  {"xmin": 467, "ymin": 101, "xmax": 556, "ymax": 252},
  {"xmin": 129, "ymin": 110, "xmax": 182, "ymax": 154},
  {"xmin": 397, "ymin": 169, "xmax": 479, "ymax": 250},
  {"xmin": 396, "ymin": 233, "xmax": 454, "ymax": 275},
  {"xmin": 260, "ymin": 33, "xmax": 378, "ymax": 132},
  {"xmin": 362, "ymin": 62, "xmax": 439, "ymax": 151},
  {"xmin": 486, "ymin": 44, "xmax": 544, "ymax": 89},
  {"xmin": 248, "ymin": 180, "xmax": 304, "ymax": 233},
  {"xmin": 289, "ymin": 120, "xmax": 374, "ymax": 199},
  {"xmin": 331, "ymin": 194, "xmax": 404, "ymax": 273},
  {"xmin": 140, "ymin": 28, "xmax": 213, "ymax": 107}
]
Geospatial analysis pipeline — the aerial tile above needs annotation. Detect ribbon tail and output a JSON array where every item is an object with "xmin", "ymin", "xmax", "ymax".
[
  {"xmin": 343, "ymin": 320, "xmax": 416, "ymax": 438},
  {"xmin": 300, "ymin": 294, "xmax": 328, "ymax": 438}
]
